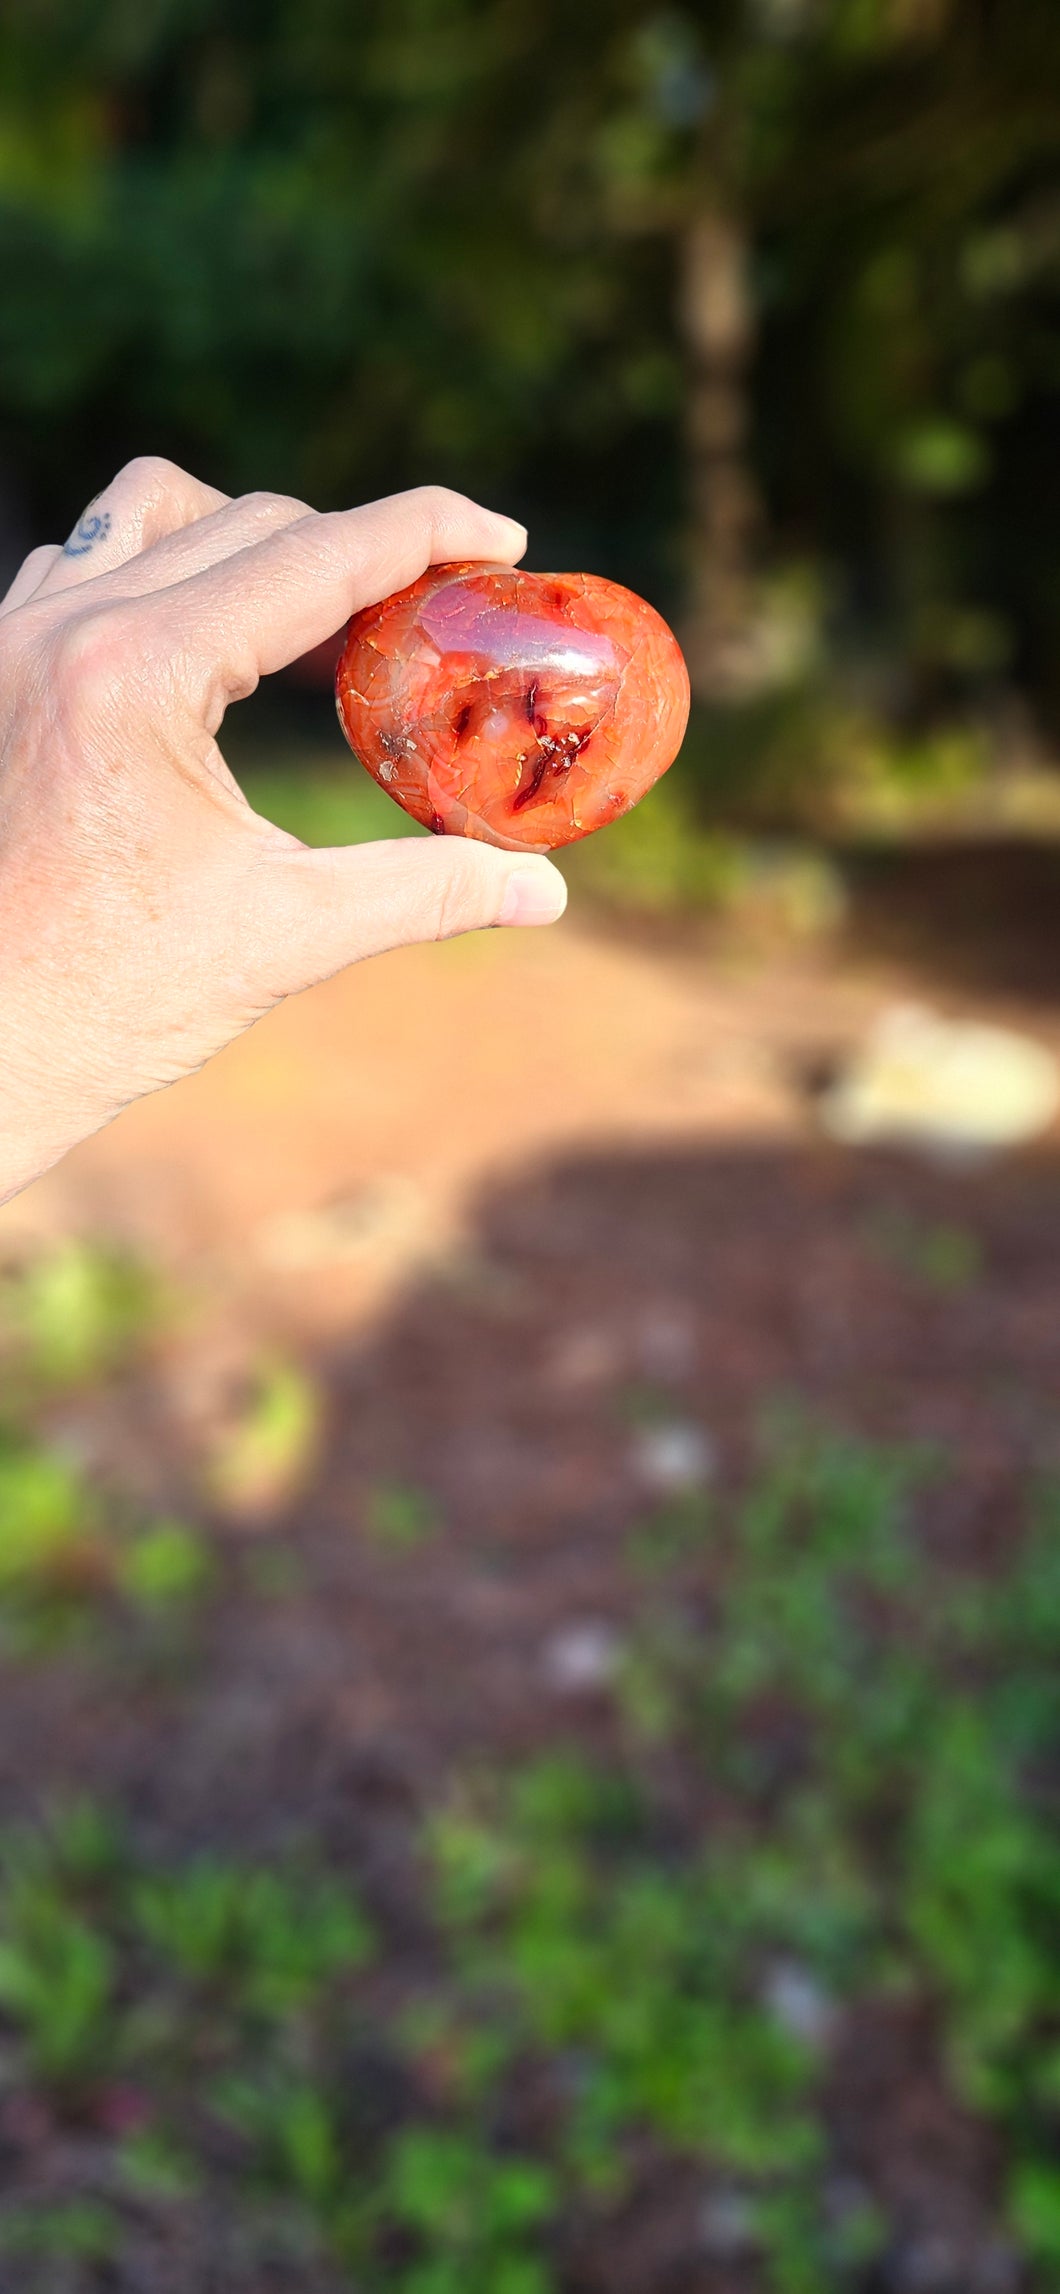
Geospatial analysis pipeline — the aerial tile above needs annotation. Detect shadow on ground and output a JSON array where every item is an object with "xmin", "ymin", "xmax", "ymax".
[
  {"xmin": 840, "ymin": 840, "xmax": 1060, "ymax": 1004},
  {"xmin": 0, "ymin": 1135, "xmax": 1058, "ymax": 2290},
  {"xmin": 4, "ymin": 1132, "xmax": 1060, "ymax": 1836}
]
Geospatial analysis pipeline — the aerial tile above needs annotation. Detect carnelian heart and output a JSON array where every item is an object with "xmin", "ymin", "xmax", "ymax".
[{"xmin": 334, "ymin": 562, "xmax": 690, "ymax": 853}]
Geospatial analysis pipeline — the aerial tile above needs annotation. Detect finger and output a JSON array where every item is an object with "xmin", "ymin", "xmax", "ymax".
[
  {"xmin": 144, "ymin": 486, "xmax": 528, "ymax": 718},
  {"xmin": 38, "ymin": 457, "xmax": 230, "ymax": 595},
  {"xmin": 0, "ymin": 543, "xmax": 62, "ymax": 617},
  {"xmin": 54, "ymin": 488, "xmax": 312, "ymax": 603},
  {"xmin": 245, "ymin": 832, "xmax": 567, "ymax": 999}
]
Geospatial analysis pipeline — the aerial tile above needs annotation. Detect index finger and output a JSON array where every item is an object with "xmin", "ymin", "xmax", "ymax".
[{"xmin": 146, "ymin": 486, "xmax": 528, "ymax": 718}]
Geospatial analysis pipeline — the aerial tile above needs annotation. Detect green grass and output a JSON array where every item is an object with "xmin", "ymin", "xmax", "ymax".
[
  {"xmin": 243, "ymin": 758, "xmax": 427, "ymax": 850},
  {"xmin": 0, "ymin": 1244, "xmax": 209, "ymax": 1647}
]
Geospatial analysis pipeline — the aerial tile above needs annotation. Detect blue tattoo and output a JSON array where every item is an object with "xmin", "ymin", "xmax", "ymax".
[{"xmin": 64, "ymin": 507, "xmax": 112, "ymax": 558}]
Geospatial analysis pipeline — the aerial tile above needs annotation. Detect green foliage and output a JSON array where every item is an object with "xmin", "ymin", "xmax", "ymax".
[
  {"xmin": 1012, "ymin": 2162, "xmax": 1060, "ymax": 2275},
  {"xmin": 0, "ymin": 1813, "xmax": 376, "ymax": 2259},
  {"xmin": 384, "ymin": 2128, "xmax": 557, "ymax": 2294},
  {"xmin": 0, "ymin": 1420, "xmax": 1053, "ymax": 2289},
  {"xmin": 0, "ymin": 1242, "xmax": 204, "ymax": 1643},
  {"xmin": 241, "ymin": 764, "xmax": 426, "ymax": 851},
  {"xmin": 564, "ymin": 778, "xmax": 740, "ymax": 914},
  {"xmin": 903, "ymin": 1697, "xmax": 1060, "ymax": 2118},
  {"xmin": 866, "ymin": 1207, "xmax": 983, "ymax": 1291},
  {"xmin": 0, "ymin": 1432, "xmax": 92, "ymax": 1594},
  {"xmin": 117, "ymin": 1518, "xmax": 214, "ymax": 1611},
  {"xmin": 0, "ymin": 1241, "xmax": 157, "ymax": 1391},
  {"xmin": 213, "ymin": 2070, "xmax": 347, "ymax": 2209},
  {"xmin": 0, "ymin": 1428, "xmax": 213, "ymax": 1645},
  {"xmin": 0, "ymin": 1805, "xmax": 120, "ymax": 2088},
  {"xmin": 0, "ymin": 1902, "xmax": 114, "ymax": 2089},
  {"xmin": 424, "ymin": 1422, "xmax": 1059, "ymax": 2288},
  {"xmin": 133, "ymin": 1858, "xmax": 372, "ymax": 2015},
  {"xmin": 678, "ymin": 686, "xmax": 999, "ymax": 837},
  {"xmin": 207, "ymin": 1353, "xmax": 320, "ymax": 1515},
  {"xmin": 0, "ymin": 2199, "xmax": 121, "ymax": 2263},
  {"xmin": 2, "ymin": 0, "xmax": 1059, "ymax": 732}
]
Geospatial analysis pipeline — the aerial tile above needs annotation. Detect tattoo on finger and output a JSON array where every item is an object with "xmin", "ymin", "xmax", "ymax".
[{"xmin": 64, "ymin": 505, "xmax": 112, "ymax": 559}]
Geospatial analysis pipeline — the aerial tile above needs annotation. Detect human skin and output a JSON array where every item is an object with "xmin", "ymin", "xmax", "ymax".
[{"xmin": 0, "ymin": 460, "xmax": 567, "ymax": 1206}]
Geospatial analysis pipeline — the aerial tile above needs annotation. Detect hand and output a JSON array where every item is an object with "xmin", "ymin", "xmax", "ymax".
[{"xmin": 0, "ymin": 460, "xmax": 567, "ymax": 1203}]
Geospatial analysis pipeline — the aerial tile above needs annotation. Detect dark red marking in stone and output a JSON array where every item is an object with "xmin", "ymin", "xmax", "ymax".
[
  {"xmin": 335, "ymin": 562, "xmax": 690, "ymax": 854},
  {"xmin": 512, "ymin": 747, "xmax": 552, "ymax": 812}
]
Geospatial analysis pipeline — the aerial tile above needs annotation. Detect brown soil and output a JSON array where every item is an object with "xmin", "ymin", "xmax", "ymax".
[{"xmin": 2, "ymin": 861, "xmax": 1060, "ymax": 2290}]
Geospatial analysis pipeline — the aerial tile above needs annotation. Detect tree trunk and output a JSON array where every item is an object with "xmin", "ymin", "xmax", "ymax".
[{"xmin": 679, "ymin": 208, "xmax": 761, "ymax": 700}]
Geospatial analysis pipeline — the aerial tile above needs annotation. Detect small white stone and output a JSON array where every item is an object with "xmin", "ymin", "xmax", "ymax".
[
  {"xmin": 542, "ymin": 1620, "xmax": 624, "ymax": 1694},
  {"xmin": 820, "ymin": 1003, "xmax": 1060, "ymax": 1158},
  {"xmin": 698, "ymin": 2189, "xmax": 759, "ymax": 2258},
  {"xmin": 762, "ymin": 1959, "xmax": 836, "ymax": 2048},
  {"xmin": 631, "ymin": 1422, "xmax": 715, "ymax": 1494},
  {"xmin": 891, "ymin": 2233, "xmax": 964, "ymax": 2293}
]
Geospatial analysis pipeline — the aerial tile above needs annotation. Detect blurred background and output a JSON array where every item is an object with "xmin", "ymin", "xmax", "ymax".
[{"xmin": 0, "ymin": 4, "xmax": 1059, "ymax": 2290}]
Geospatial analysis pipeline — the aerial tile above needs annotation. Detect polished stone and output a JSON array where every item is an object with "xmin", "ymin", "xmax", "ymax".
[{"xmin": 335, "ymin": 561, "xmax": 690, "ymax": 851}]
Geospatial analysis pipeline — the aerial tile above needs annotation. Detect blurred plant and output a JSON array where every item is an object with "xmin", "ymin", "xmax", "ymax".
[
  {"xmin": 0, "ymin": 2199, "xmax": 121, "ymax": 2265},
  {"xmin": 236, "ymin": 764, "xmax": 425, "ymax": 853},
  {"xmin": 116, "ymin": 1518, "xmax": 214, "ymax": 1612},
  {"xmin": 0, "ymin": 1240, "xmax": 158, "ymax": 1395},
  {"xmin": 0, "ymin": 1801, "xmax": 122, "ymax": 2092},
  {"xmin": 133, "ymin": 1858, "xmax": 371, "ymax": 2018},
  {"xmin": 383, "ymin": 2127, "xmax": 558, "ymax": 2294},
  {"xmin": 363, "ymin": 1479, "xmax": 440, "ymax": 1552},
  {"xmin": 865, "ymin": 1205, "xmax": 984, "ymax": 1290},
  {"xmin": 0, "ymin": 1432, "xmax": 96, "ymax": 1600},
  {"xmin": 206, "ymin": 1355, "xmax": 321, "ymax": 1518},
  {"xmin": 0, "ymin": 1420, "xmax": 1053, "ymax": 2290},
  {"xmin": 564, "ymin": 776, "xmax": 741, "ymax": 913},
  {"xmin": 0, "ymin": 1427, "xmax": 213, "ymax": 1646},
  {"xmin": 424, "ymin": 1421, "xmax": 1058, "ymax": 2288}
]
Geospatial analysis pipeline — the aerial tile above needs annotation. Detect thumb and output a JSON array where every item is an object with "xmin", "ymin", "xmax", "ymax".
[{"xmin": 252, "ymin": 832, "xmax": 568, "ymax": 996}]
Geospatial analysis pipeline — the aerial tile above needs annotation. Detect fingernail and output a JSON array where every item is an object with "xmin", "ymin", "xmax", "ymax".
[
  {"xmin": 493, "ymin": 513, "xmax": 528, "ymax": 555},
  {"xmin": 498, "ymin": 863, "xmax": 568, "ymax": 928}
]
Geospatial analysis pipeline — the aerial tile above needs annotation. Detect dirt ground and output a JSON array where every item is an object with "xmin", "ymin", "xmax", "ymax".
[
  {"xmin": 13, "ymin": 841, "xmax": 1060, "ymax": 1324},
  {"xmin": 2, "ymin": 859, "xmax": 1060, "ymax": 2289},
  {"xmin": 4, "ymin": 871, "xmax": 1060, "ymax": 1810}
]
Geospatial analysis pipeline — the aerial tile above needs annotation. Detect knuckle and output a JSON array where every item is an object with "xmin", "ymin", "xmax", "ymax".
[
  {"xmin": 113, "ymin": 452, "xmax": 184, "ymax": 502},
  {"xmin": 2, "ymin": 544, "xmax": 59, "ymax": 609},
  {"xmin": 414, "ymin": 483, "xmax": 461, "ymax": 525},
  {"xmin": 311, "ymin": 508, "xmax": 365, "ymax": 575},
  {"xmin": 52, "ymin": 604, "xmax": 140, "ymax": 707},
  {"xmin": 24, "ymin": 543, "xmax": 58, "ymax": 581},
  {"xmin": 239, "ymin": 488, "xmax": 307, "ymax": 525}
]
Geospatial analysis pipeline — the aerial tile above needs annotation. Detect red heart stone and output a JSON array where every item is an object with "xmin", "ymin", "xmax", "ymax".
[{"xmin": 334, "ymin": 562, "xmax": 690, "ymax": 852}]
